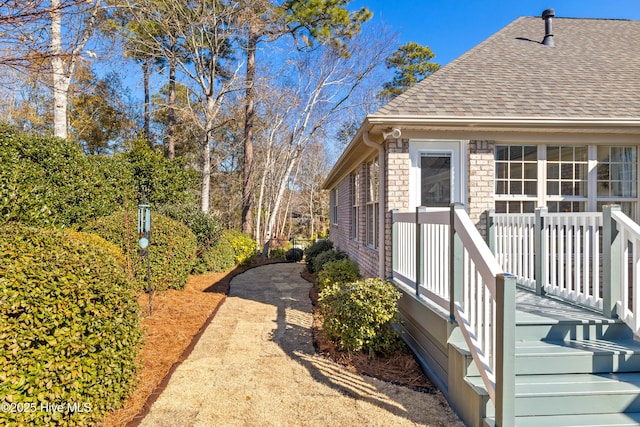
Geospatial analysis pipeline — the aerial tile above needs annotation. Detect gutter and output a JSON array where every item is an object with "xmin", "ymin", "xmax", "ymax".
[{"xmin": 362, "ymin": 131, "xmax": 386, "ymax": 279}]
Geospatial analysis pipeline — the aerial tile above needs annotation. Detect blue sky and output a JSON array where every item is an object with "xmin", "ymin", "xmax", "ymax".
[{"xmin": 351, "ymin": 1, "xmax": 640, "ymax": 66}]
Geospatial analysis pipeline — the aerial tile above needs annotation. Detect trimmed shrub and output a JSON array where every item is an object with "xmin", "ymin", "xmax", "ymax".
[
  {"xmin": 218, "ymin": 230, "xmax": 256, "ymax": 266},
  {"xmin": 194, "ymin": 240, "xmax": 235, "ymax": 273},
  {"xmin": 124, "ymin": 139, "xmax": 198, "ymax": 207},
  {"xmin": 285, "ymin": 248, "xmax": 304, "ymax": 262},
  {"xmin": 156, "ymin": 204, "xmax": 224, "ymax": 273},
  {"xmin": 84, "ymin": 211, "xmax": 198, "ymax": 291},
  {"xmin": 0, "ymin": 223, "xmax": 141, "ymax": 425},
  {"xmin": 304, "ymin": 239, "xmax": 334, "ymax": 272},
  {"xmin": 0, "ymin": 123, "xmax": 136, "ymax": 227},
  {"xmin": 319, "ymin": 278, "xmax": 403, "ymax": 355},
  {"xmin": 268, "ymin": 248, "xmax": 287, "ymax": 260},
  {"xmin": 316, "ymin": 258, "xmax": 361, "ymax": 291},
  {"xmin": 311, "ymin": 249, "xmax": 348, "ymax": 275}
]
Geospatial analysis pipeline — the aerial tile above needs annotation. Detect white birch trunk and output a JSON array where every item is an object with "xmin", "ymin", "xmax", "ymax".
[{"xmin": 50, "ymin": 0, "xmax": 68, "ymax": 139}]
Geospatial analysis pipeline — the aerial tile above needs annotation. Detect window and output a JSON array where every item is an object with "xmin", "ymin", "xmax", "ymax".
[
  {"xmin": 330, "ymin": 188, "xmax": 338, "ymax": 225},
  {"xmin": 366, "ymin": 158, "xmax": 379, "ymax": 248},
  {"xmin": 421, "ymin": 153, "xmax": 451, "ymax": 207},
  {"xmin": 597, "ymin": 146, "xmax": 638, "ymax": 218},
  {"xmin": 350, "ymin": 172, "xmax": 359, "ymax": 240},
  {"xmin": 546, "ymin": 145, "xmax": 588, "ymax": 213},
  {"xmin": 495, "ymin": 145, "xmax": 537, "ymax": 213},
  {"xmin": 495, "ymin": 144, "xmax": 638, "ymax": 219}
]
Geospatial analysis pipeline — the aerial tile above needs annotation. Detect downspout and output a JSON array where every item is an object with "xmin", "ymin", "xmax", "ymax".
[{"xmin": 362, "ymin": 131, "xmax": 386, "ymax": 279}]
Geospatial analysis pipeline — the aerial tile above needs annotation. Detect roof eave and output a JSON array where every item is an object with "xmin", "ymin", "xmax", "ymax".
[{"xmin": 322, "ymin": 115, "xmax": 640, "ymax": 190}]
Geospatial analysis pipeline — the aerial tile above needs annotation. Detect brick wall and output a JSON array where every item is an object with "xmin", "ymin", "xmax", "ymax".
[
  {"xmin": 328, "ymin": 163, "xmax": 379, "ymax": 279},
  {"xmin": 384, "ymin": 139, "xmax": 410, "ymax": 278},
  {"xmin": 467, "ymin": 140, "xmax": 495, "ymax": 239}
]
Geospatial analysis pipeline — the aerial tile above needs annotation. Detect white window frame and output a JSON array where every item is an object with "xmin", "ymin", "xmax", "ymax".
[
  {"xmin": 330, "ymin": 188, "xmax": 338, "ymax": 225},
  {"xmin": 409, "ymin": 140, "xmax": 466, "ymax": 210},
  {"xmin": 365, "ymin": 157, "xmax": 379, "ymax": 249},
  {"xmin": 495, "ymin": 143, "xmax": 639, "ymax": 219},
  {"xmin": 350, "ymin": 171, "xmax": 359, "ymax": 241}
]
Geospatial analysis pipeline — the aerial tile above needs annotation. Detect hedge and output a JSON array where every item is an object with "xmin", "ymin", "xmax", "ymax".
[
  {"xmin": 319, "ymin": 278, "xmax": 403, "ymax": 355},
  {"xmin": 84, "ymin": 211, "xmax": 198, "ymax": 291},
  {"xmin": 0, "ymin": 223, "xmax": 141, "ymax": 426},
  {"xmin": 0, "ymin": 123, "xmax": 135, "ymax": 228}
]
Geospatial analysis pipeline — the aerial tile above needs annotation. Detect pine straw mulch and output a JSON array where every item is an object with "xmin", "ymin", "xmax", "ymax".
[
  {"xmin": 301, "ymin": 269, "xmax": 436, "ymax": 394},
  {"xmin": 99, "ymin": 256, "xmax": 283, "ymax": 427},
  {"xmin": 99, "ymin": 257, "xmax": 435, "ymax": 427}
]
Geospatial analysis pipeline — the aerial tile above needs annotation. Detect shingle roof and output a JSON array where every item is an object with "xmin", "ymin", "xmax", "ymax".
[{"xmin": 377, "ymin": 16, "xmax": 640, "ymax": 119}]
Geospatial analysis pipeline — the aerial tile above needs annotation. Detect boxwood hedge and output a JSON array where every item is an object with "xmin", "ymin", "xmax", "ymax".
[
  {"xmin": 0, "ymin": 223, "xmax": 141, "ymax": 426},
  {"xmin": 84, "ymin": 211, "xmax": 198, "ymax": 291}
]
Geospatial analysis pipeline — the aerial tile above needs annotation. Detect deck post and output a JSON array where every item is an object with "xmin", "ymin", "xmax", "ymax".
[
  {"xmin": 487, "ymin": 209, "xmax": 495, "ymax": 252},
  {"xmin": 449, "ymin": 203, "xmax": 464, "ymax": 321},
  {"xmin": 534, "ymin": 207, "xmax": 548, "ymax": 296},
  {"xmin": 496, "ymin": 273, "xmax": 516, "ymax": 427},
  {"xmin": 603, "ymin": 205, "xmax": 622, "ymax": 318},
  {"xmin": 392, "ymin": 209, "xmax": 399, "ymax": 280},
  {"xmin": 415, "ymin": 207, "xmax": 426, "ymax": 296}
]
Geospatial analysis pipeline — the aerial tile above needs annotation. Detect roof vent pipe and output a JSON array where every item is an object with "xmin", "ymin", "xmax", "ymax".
[{"xmin": 541, "ymin": 8, "xmax": 555, "ymax": 47}]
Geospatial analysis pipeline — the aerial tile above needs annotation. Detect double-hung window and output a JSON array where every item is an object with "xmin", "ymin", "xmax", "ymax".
[
  {"xmin": 366, "ymin": 158, "xmax": 379, "ymax": 248},
  {"xmin": 495, "ymin": 144, "xmax": 638, "ymax": 219},
  {"xmin": 350, "ymin": 172, "xmax": 359, "ymax": 240},
  {"xmin": 330, "ymin": 188, "xmax": 338, "ymax": 225}
]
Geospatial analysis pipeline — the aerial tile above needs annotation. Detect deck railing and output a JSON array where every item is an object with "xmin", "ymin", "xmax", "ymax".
[
  {"xmin": 392, "ymin": 204, "xmax": 516, "ymax": 426},
  {"xmin": 605, "ymin": 206, "xmax": 640, "ymax": 334},
  {"xmin": 489, "ymin": 206, "xmax": 640, "ymax": 335}
]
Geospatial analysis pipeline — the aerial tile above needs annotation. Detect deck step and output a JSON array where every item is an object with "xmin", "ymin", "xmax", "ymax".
[
  {"xmin": 514, "ymin": 339, "xmax": 640, "ymax": 375},
  {"xmin": 468, "ymin": 372, "xmax": 640, "ymax": 416},
  {"xmin": 514, "ymin": 318, "xmax": 633, "ymax": 342},
  {"xmin": 484, "ymin": 412, "xmax": 640, "ymax": 427}
]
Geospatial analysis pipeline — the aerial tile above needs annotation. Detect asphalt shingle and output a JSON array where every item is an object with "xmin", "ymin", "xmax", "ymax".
[{"xmin": 377, "ymin": 16, "xmax": 640, "ymax": 119}]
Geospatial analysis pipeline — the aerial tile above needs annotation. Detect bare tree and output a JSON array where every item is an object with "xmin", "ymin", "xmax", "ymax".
[
  {"xmin": 0, "ymin": 0, "xmax": 103, "ymax": 139},
  {"xmin": 118, "ymin": 0, "xmax": 245, "ymax": 212},
  {"xmin": 260, "ymin": 32, "xmax": 389, "ymax": 247}
]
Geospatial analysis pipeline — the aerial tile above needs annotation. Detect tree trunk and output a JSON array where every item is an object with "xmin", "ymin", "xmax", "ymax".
[
  {"xmin": 201, "ymin": 97, "xmax": 215, "ymax": 213},
  {"xmin": 50, "ymin": 0, "xmax": 68, "ymax": 139},
  {"xmin": 242, "ymin": 29, "xmax": 257, "ymax": 235},
  {"xmin": 143, "ymin": 58, "xmax": 150, "ymax": 144},
  {"xmin": 167, "ymin": 54, "xmax": 176, "ymax": 159},
  {"xmin": 264, "ymin": 148, "xmax": 300, "ymax": 243}
]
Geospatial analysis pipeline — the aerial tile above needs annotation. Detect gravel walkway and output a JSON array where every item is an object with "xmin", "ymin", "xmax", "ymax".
[{"xmin": 138, "ymin": 263, "xmax": 463, "ymax": 427}]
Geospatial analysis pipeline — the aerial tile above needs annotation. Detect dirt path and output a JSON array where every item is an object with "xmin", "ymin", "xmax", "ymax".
[{"xmin": 138, "ymin": 263, "xmax": 463, "ymax": 427}]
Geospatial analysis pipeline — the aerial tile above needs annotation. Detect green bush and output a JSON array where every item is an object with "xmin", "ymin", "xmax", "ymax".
[
  {"xmin": 157, "ymin": 204, "xmax": 224, "ymax": 273},
  {"xmin": 268, "ymin": 248, "xmax": 287, "ymax": 260},
  {"xmin": 319, "ymin": 278, "xmax": 403, "ymax": 355},
  {"xmin": 285, "ymin": 248, "xmax": 304, "ymax": 262},
  {"xmin": 312, "ymin": 249, "xmax": 348, "ymax": 275},
  {"xmin": 219, "ymin": 230, "xmax": 256, "ymax": 266},
  {"xmin": 0, "ymin": 223, "xmax": 141, "ymax": 426},
  {"xmin": 124, "ymin": 139, "xmax": 198, "ymax": 207},
  {"xmin": 193, "ymin": 239, "xmax": 235, "ymax": 274},
  {"xmin": 304, "ymin": 239, "xmax": 334, "ymax": 272},
  {"xmin": 84, "ymin": 211, "xmax": 198, "ymax": 291},
  {"xmin": 316, "ymin": 258, "xmax": 361, "ymax": 291},
  {"xmin": 0, "ymin": 123, "xmax": 136, "ymax": 227}
]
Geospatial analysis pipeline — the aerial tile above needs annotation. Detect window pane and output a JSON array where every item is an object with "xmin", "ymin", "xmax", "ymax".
[
  {"xmin": 421, "ymin": 155, "xmax": 451, "ymax": 207},
  {"xmin": 509, "ymin": 146, "xmax": 523, "ymax": 160},
  {"xmin": 547, "ymin": 146, "xmax": 560, "ymax": 161},
  {"xmin": 523, "ymin": 145, "xmax": 538, "ymax": 161},
  {"xmin": 524, "ymin": 181, "xmax": 537, "ymax": 195},
  {"xmin": 495, "ymin": 201, "xmax": 507, "ymax": 213},
  {"xmin": 496, "ymin": 146, "xmax": 509, "ymax": 161},
  {"xmin": 524, "ymin": 162, "xmax": 537, "ymax": 179},
  {"xmin": 497, "ymin": 163, "xmax": 508, "ymax": 179},
  {"xmin": 548, "ymin": 164, "xmax": 559, "ymax": 179},
  {"xmin": 575, "ymin": 146, "xmax": 588, "ymax": 161}
]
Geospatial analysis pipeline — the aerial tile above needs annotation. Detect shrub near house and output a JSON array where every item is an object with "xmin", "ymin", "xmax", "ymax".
[{"xmin": 0, "ymin": 223, "xmax": 141, "ymax": 426}]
